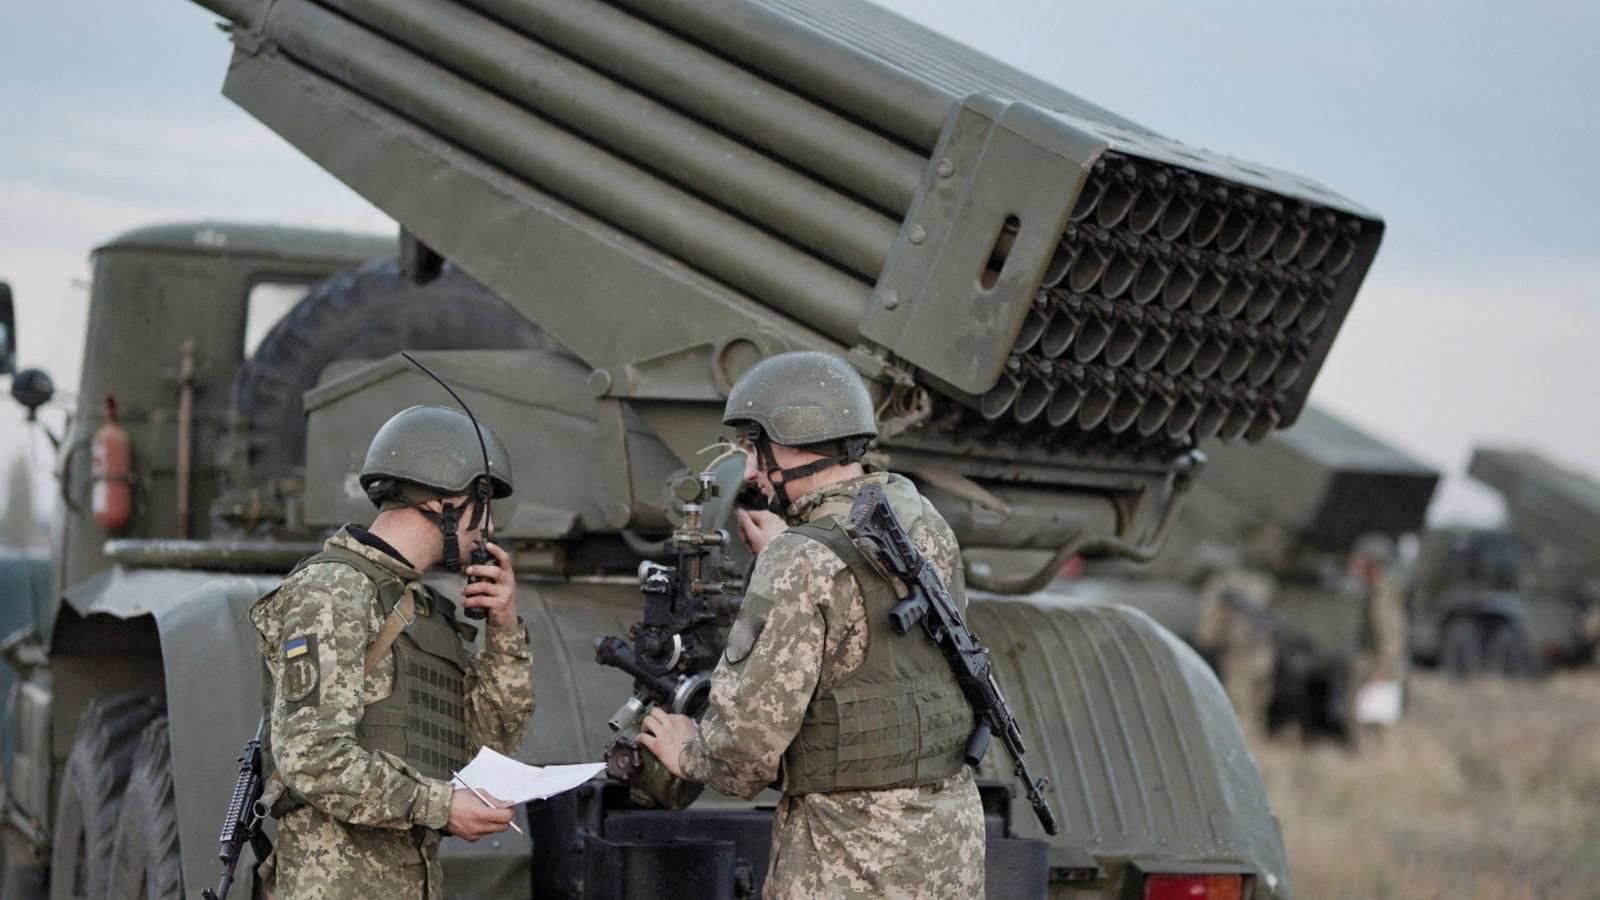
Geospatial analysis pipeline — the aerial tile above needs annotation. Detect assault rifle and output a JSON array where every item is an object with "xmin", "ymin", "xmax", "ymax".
[
  {"xmin": 201, "ymin": 717, "xmax": 278, "ymax": 900},
  {"xmin": 845, "ymin": 483, "xmax": 1060, "ymax": 835}
]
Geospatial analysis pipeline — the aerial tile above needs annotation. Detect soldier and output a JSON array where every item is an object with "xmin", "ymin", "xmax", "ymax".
[
  {"xmin": 1193, "ymin": 525, "xmax": 1287, "ymax": 741},
  {"xmin": 637, "ymin": 351, "xmax": 986, "ymax": 899},
  {"xmin": 249, "ymin": 405, "xmax": 534, "ymax": 899},
  {"xmin": 1349, "ymin": 532, "xmax": 1407, "ymax": 734}
]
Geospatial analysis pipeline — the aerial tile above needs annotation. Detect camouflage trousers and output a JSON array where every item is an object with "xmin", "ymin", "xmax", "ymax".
[
  {"xmin": 265, "ymin": 805, "xmax": 439, "ymax": 899},
  {"xmin": 1219, "ymin": 645, "xmax": 1275, "ymax": 740},
  {"xmin": 764, "ymin": 768, "xmax": 985, "ymax": 899}
]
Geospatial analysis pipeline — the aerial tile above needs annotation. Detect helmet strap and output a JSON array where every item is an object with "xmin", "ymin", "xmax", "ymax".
[
  {"xmin": 417, "ymin": 496, "xmax": 480, "ymax": 573},
  {"xmin": 749, "ymin": 426, "xmax": 856, "ymax": 516},
  {"xmin": 438, "ymin": 502, "xmax": 463, "ymax": 573}
]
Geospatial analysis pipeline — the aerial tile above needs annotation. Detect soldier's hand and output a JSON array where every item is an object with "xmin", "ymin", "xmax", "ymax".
[
  {"xmin": 637, "ymin": 708, "xmax": 698, "ymax": 779},
  {"xmin": 463, "ymin": 542, "xmax": 518, "ymax": 628},
  {"xmin": 736, "ymin": 509, "xmax": 787, "ymax": 555},
  {"xmin": 446, "ymin": 789, "xmax": 515, "ymax": 841}
]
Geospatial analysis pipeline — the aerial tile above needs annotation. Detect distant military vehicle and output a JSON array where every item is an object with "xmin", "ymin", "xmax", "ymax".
[
  {"xmin": 0, "ymin": 0, "xmax": 1389, "ymax": 896},
  {"xmin": 1069, "ymin": 405, "xmax": 1439, "ymax": 739},
  {"xmin": 1410, "ymin": 447, "xmax": 1600, "ymax": 677}
]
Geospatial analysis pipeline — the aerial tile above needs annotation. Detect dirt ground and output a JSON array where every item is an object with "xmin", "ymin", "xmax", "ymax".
[{"xmin": 1253, "ymin": 673, "xmax": 1600, "ymax": 899}]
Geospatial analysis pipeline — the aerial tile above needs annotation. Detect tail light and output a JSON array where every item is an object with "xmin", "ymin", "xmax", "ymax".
[{"xmin": 1144, "ymin": 873, "xmax": 1247, "ymax": 900}]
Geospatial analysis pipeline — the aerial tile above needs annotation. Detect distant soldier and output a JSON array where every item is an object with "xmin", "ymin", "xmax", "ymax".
[
  {"xmin": 250, "ymin": 406, "xmax": 534, "ymax": 898},
  {"xmin": 637, "ymin": 351, "xmax": 986, "ymax": 899},
  {"xmin": 1194, "ymin": 522, "xmax": 1289, "ymax": 740},
  {"xmin": 1349, "ymin": 532, "xmax": 1407, "ymax": 734}
]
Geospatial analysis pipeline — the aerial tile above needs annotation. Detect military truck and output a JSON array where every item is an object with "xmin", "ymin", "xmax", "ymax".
[
  {"xmin": 1410, "ymin": 447, "xmax": 1600, "ymax": 677},
  {"xmin": 1071, "ymin": 405, "xmax": 1439, "ymax": 739},
  {"xmin": 0, "ymin": 0, "xmax": 1389, "ymax": 896}
]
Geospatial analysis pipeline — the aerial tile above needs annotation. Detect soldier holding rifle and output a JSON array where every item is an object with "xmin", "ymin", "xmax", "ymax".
[{"xmin": 639, "ymin": 351, "xmax": 986, "ymax": 898}]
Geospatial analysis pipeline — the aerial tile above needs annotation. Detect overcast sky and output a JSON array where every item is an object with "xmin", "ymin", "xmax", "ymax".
[{"xmin": 2, "ymin": 0, "xmax": 1597, "ymax": 527}]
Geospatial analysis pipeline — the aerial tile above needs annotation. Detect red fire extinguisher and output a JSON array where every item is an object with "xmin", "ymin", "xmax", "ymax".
[{"xmin": 91, "ymin": 394, "xmax": 132, "ymax": 533}]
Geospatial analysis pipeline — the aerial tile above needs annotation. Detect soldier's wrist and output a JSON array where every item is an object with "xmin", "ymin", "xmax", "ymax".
[
  {"xmin": 415, "ymin": 777, "xmax": 454, "ymax": 830},
  {"xmin": 485, "ymin": 616, "xmax": 530, "ymax": 656},
  {"xmin": 677, "ymin": 734, "xmax": 709, "ymax": 784}
]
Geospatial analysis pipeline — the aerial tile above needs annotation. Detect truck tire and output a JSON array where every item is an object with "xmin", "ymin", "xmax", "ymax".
[
  {"xmin": 49, "ymin": 694, "xmax": 161, "ymax": 900},
  {"xmin": 1482, "ymin": 620, "xmax": 1538, "ymax": 678},
  {"xmin": 233, "ymin": 258, "xmax": 552, "ymax": 480},
  {"xmin": 1439, "ymin": 617, "xmax": 1484, "ymax": 678},
  {"xmin": 105, "ymin": 716, "xmax": 183, "ymax": 900}
]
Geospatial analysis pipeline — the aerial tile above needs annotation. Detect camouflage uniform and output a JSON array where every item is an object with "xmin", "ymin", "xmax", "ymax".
[
  {"xmin": 1355, "ymin": 570, "xmax": 1407, "ymax": 686},
  {"xmin": 1195, "ymin": 567, "xmax": 1278, "ymax": 739},
  {"xmin": 250, "ymin": 527, "xmax": 533, "ymax": 899},
  {"xmin": 680, "ymin": 472, "xmax": 985, "ymax": 899}
]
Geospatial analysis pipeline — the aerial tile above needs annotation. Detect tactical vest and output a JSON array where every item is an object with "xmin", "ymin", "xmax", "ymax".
[
  {"xmin": 263, "ymin": 544, "xmax": 475, "ymax": 786},
  {"xmin": 780, "ymin": 498, "xmax": 973, "ymax": 794}
]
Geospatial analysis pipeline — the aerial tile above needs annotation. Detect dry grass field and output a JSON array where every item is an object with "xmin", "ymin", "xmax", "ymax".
[{"xmin": 1253, "ymin": 673, "xmax": 1600, "ymax": 899}]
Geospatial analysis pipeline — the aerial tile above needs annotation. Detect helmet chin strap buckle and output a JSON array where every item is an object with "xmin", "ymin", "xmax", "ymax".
[
  {"xmin": 438, "ymin": 502, "xmax": 463, "ymax": 573},
  {"xmin": 749, "ymin": 426, "xmax": 851, "ymax": 516}
]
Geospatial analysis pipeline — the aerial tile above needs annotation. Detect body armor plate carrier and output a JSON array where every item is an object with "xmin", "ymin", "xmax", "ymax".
[
  {"xmin": 262, "ymin": 544, "xmax": 475, "ymax": 797},
  {"xmin": 780, "ymin": 496, "xmax": 973, "ymax": 794}
]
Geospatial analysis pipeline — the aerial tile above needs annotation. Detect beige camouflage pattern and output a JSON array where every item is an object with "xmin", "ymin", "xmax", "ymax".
[
  {"xmin": 680, "ymin": 472, "xmax": 985, "ymax": 898},
  {"xmin": 250, "ymin": 528, "xmax": 533, "ymax": 899},
  {"xmin": 1355, "ymin": 570, "xmax": 1407, "ymax": 684},
  {"xmin": 1196, "ymin": 566, "xmax": 1278, "ymax": 739}
]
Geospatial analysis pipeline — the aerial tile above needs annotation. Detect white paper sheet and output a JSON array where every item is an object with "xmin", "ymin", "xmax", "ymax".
[
  {"xmin": 449, "ymin": 747, "xmax": 605, "ymax": 804},
  {"xmin": 1354, "ymin": 679, "xmax": 1403, "ymax": 726}
]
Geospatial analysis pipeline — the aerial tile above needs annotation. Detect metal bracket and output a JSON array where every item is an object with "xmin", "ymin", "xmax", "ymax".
[{"xmin": 861, "ymin": 95, "xmax": 1106, "ymax": 395}]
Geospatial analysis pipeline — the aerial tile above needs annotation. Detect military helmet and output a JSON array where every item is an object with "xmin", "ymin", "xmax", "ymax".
[
  {"xmin": 721, "ymin": 351, "xmax": 877, "ymax": 447},
  {"xmin": 359, "ymin": 405, "xmax": 513, "ymax": 504}
]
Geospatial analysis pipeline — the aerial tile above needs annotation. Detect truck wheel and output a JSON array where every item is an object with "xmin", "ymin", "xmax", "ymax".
[
  {"xmin": 105, "ymin": 716, "xmax": 183, "ymax": 900},
  {"xmin": 1439, "ymin": 617, "xmax": 1484, "ymax": 678},
  {"xmin": 1482, "ymin": 621, "xmax": 1538, "ymax": 678},
  {"xmin": 233, "ymin": 258, "xmax": 552, "ymax": 480},
  {"xmin": 49, "ymin": 694, "xmax": 161, "ymax": 900}
]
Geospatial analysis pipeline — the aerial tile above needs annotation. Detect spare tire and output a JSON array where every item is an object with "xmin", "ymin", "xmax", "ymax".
[{"xmin": 233, "ymin": 259, "xmax": 552, "ymax": 481}]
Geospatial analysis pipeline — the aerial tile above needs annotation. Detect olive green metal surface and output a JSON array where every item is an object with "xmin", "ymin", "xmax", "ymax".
[
  {"xmin": 195, "ymin": 0, "xmax": 1382, "ymax": 481},
  {"xmin": 1469, "ymin": 447, "xmax": 1600, "ymax": 562},
  {"xmin": 1178, "ymin": 404, "xmax": 1441, "ymax": 556},
  {"xmin": 5, "ymin": 0, "xmax": 1410, "ymax": 894},
  {"xmin": 56, "ymin": 223, "xmax": 391, "ymax": 597}
]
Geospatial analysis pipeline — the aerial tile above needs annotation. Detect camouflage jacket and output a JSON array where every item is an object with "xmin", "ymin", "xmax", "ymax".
[
  {"xmin": 680, "ymin": 472, "xmax": 985, "ymax": 898},
  {"xmin": 1356, "ymin": 571, "xmax": 1407, "ymax": 681},
  {"xmin": 1196, "ymin": 566, "xmax": 1279, "ymax": 659},
  {"xmin": 250, "ymin": 527, "xmax": 533, "ymax": 899}
]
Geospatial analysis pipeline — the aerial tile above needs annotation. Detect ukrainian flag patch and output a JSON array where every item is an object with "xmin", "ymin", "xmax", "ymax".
[{"xmin": 285, "ymin": 635, "xmax": 309, "ymax": 659}]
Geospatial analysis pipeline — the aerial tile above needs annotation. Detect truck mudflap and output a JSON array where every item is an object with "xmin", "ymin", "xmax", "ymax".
[{"xmin": 57, "ymin": 566, "xmax": 277, "ymax": 899}]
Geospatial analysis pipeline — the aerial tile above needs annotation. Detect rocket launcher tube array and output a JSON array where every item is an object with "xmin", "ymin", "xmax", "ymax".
[
  {"xmin": 468, "ymin": 0, "xmax": 927, "ymax": 215},
  {"xmin": 319, "ymin": 0, "xmax": 900, "ymax": 279},
  {"xmin": 195, "ymin": 0, "xmax": 1383, "ymax": 460},
  {"xmin": 260, "ymin": 0, "xmax": 871, "ymax": 344}
]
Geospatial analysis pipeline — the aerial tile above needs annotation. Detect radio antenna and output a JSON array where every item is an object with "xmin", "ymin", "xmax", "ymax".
[{"xmin": 400, "ymin": 351, "xmax": 493, "ymax": 530}]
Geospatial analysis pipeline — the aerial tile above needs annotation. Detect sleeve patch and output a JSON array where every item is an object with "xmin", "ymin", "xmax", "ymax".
[{"xmin": 282, "ymin": 634, "xmax": 320, "ymax": 707}]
